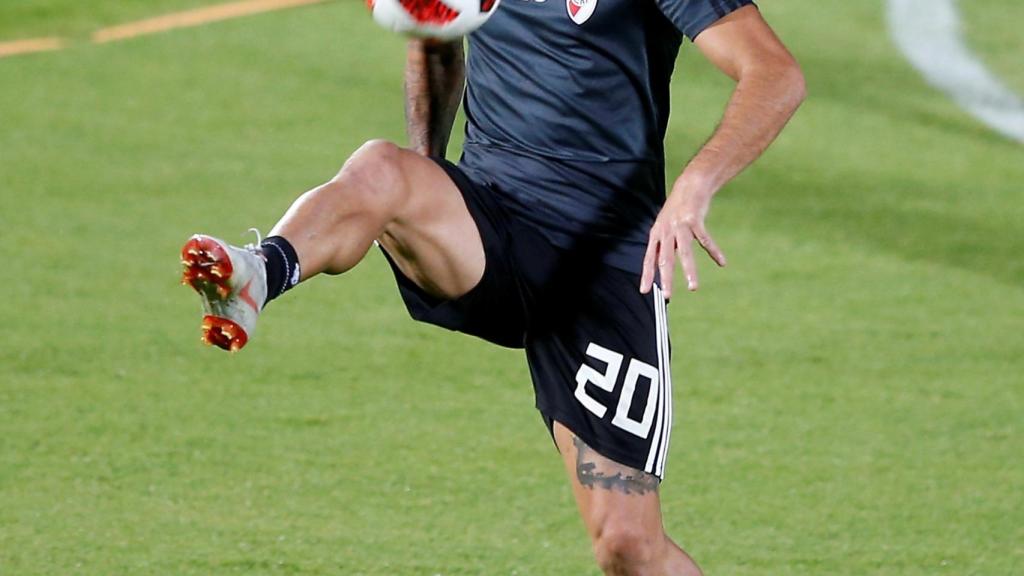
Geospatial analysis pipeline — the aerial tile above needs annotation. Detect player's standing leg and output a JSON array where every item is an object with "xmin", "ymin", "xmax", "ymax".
[{"xmin": 553, "ymin": 422, "xmax": 702, "ymax": 576}]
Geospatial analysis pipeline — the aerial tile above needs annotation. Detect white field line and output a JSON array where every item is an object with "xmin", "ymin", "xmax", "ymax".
[
  {"xmin": 887, "ymin": 0, "xmax": 1024, "ymax": 143},
  {"xmin": 0, "ymin": 37, "xmax": 65, "ymax": 58}
]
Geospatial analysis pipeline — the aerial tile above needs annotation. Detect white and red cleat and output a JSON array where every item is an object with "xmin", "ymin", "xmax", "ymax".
[{"xmin": 181, "ymin": 234, "xmax": 267, "ymax": 352}]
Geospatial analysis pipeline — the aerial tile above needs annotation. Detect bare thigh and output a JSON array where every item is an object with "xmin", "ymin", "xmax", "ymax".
[
  {"xmin": 269, "ymin": 141, "xmax": 485, "ymax": 300},
  {"xmin": 554, "ymin": 420, "xmax": 666, "ymax": 542},
  {"xmin": 376, "ymin": 149, "xmax": 485, "ymax": 300}
]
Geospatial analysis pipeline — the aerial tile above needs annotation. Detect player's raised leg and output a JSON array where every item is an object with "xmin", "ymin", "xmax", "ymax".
[
  {"xmin": 553, "ymin": 422, "xmax": 702, "ymax": 576},
  {"xmin": 182, "ymin": 139, "xmax": 484, "ymax": 351},
  {"xmin": 268, "ymin": 139, "xmax": 483, "ymax": 295}
]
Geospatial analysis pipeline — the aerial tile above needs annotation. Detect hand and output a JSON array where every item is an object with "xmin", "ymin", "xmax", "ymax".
[{"xmin": 640, "ymin": 180, "xmax": 727, "ymax": 297}]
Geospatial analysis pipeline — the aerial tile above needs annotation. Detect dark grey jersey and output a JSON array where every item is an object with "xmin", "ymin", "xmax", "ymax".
[{"xmin": 458, "ymin": 0, "xmax": 753, "ymax": 272}]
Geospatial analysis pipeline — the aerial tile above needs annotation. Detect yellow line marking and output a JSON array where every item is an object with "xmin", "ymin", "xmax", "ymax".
[
  {"xmin": 92, "ymin": 0, "xmax": 328, "ymax": 44},
  {"xmin": 0, "ymin": 37, "xmax": 66, "ymax": 58},
  {"xmin": 0, "ymin": 0, "xmax": 329, "ymax": 60}
]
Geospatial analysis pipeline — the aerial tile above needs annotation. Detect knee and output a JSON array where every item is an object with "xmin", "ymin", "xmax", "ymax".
[
  {"xmin": 346, "ymin": 139, "xmax": 402, "ymax": 173},
  {"xmin": 593, "ymin": 526, "xmax": 660, "ymax": 576},
  {"xmin": 326, "ymin": 139, "xmax": 407, "ymax": 215}
]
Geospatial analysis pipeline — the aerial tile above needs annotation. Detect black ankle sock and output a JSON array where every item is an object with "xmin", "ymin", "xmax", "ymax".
[{"xmin": 261, "ymin": 236, "xmax": 300, "ymax": 305}]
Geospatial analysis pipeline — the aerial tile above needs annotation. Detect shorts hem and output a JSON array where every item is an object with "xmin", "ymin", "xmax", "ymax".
[
  {"xmin": 378, "ymin": 158, "xmax": 526, "ymax": 349},
  {"xmin": 538, "ymin": 405, "xmax": 665, "ymax": 481}
]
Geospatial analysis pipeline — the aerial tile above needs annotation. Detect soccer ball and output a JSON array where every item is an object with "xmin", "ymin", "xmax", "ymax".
[{"xmin": 367, "ymin": 0, "xmax": 501, "ymax": 40}]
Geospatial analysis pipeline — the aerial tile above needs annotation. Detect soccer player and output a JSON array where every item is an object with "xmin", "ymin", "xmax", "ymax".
[{"xmin": 181, "ymin": 1, "xmax": 804, "ymax": 573}]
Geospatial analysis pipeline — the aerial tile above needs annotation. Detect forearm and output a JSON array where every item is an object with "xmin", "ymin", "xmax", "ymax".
[
  {"xmin": 679, "ymin": 62, "xmax": 806, "ymax": 197},
  {"xmin": 404, "ymin": 39, "xmax": 466, "ymax": 157},
  {"xmin": 642, "ymin": 7, "xmax": 805, "ymax": 295}
]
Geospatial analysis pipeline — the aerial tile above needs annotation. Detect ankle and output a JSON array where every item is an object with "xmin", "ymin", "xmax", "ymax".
[{"xmin": 261, "ymin": 236, "xmax": 301, "ymax": 305}]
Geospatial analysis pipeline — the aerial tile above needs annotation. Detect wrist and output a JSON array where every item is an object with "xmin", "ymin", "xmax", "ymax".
[{"xmin": 672, "ymin": 170, "xmax": 718, "ymax": 200}]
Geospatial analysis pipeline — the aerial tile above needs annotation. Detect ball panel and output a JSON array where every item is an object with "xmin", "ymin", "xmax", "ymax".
[
  {"xmin": 369, "ymin": 0, "xmax": 501, "ymax": 40},
  {"xmin": 400, "ymin": 0, "xmax": 460, "ymax": 25}
]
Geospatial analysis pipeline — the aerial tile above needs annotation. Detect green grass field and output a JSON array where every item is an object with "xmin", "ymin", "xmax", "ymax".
[
  {"xmin": 1, "ymin": 1, "xmax": 1022, "ymax": 574},
  {"xmin": 964, "ymin": 0, "xmax": 1024, "ymax": 95}
]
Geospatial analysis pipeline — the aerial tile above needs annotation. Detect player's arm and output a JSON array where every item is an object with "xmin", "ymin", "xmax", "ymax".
[
  {"xmin": 640, "ymin": 5, "xmax": 806, "ymax": 297},
  {"xmin": 404, "ymin": 39, "xmax": 466, "ymax": 158}
]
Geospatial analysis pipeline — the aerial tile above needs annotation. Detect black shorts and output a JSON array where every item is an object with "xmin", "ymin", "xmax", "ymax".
[{"xmin": 381, "ymin": 159, "xmax": 674, "ymax": 479}]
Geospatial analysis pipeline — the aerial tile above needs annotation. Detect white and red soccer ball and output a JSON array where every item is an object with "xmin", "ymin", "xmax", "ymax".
[{"xmin": 367, "ymin": 0, "xmax": 501, "ymax": 40}]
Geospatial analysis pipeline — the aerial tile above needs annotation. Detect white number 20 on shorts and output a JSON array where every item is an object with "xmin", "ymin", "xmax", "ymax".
[{"xmin": 574, "ymin": 343, "xmax": 660, "ymax": 439}]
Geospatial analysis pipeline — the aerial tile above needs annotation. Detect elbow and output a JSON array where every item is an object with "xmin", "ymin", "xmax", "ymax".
[
  {"xmin": 781, "ymin": 59, "xmax": 807, "ymax": 110},
  {"xmin": 791, "ymin": 67, "xmax": 808, "ymax": 108},
  {"xmin": 740, "ymin": 53, "xmax": 807, "ymax": 111}
]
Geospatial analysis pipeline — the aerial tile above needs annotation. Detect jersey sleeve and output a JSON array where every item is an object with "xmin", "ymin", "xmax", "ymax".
[{"xmin": 654, "ymin": 0, "xmax": 756, "ymax": 41}]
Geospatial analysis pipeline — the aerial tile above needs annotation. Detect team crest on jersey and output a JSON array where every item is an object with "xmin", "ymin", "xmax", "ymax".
[{"xmin": 566, "ymin": 0, "xmax": 596, "ymax": 25}]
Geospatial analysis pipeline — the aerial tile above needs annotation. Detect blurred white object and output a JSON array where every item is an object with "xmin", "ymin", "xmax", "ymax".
[{"xmin": 887, "ymin": 0, "xmax": 1024, "ymax": 143}]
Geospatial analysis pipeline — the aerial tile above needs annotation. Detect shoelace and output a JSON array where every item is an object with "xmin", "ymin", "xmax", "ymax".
[{"xmin": 244, "ymin": 228, "xmax": 264, "ymax": 252}]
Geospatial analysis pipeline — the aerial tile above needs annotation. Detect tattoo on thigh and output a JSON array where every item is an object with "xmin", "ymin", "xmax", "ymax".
[{"xmin": 573, "ymin": 436, "xmax": 659, "ymax": 495}]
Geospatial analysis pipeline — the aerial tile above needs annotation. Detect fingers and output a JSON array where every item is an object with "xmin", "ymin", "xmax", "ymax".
[
  {"xmin": 693, "ymin": 222, "xmax": 727, "ymax": 268},
  {"xmin": 675, "ymin": 228, "xmax": 698, "ymax": 292},
  {"xmin": 640, "ymin": 235, "xmax": 658, "ymax": 294},
  {"xmin": 642, "ymin": 218, "xmax": 724, "ymax": 296},
  {"xmin": 641, "ymin": 227, "xmax": 675, "ymax": 297},
  {"xmin": 659, "ymin": 246, "xmax": 674, "ymax": 298}
]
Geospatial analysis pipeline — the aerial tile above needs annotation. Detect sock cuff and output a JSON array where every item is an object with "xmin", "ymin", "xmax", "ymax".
[
  {"xmin": 261, "ymin": 236, "xmax": 301, "ymax": 299},
  {"xmin": 261, "ymin": 235, "xmax": 297, "ymax": 260}
]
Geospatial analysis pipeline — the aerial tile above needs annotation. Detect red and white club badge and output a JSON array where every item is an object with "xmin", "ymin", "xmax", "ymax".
[{"xmin": 566, "ymin": 0, "xmax": 597, "ymax": 25}]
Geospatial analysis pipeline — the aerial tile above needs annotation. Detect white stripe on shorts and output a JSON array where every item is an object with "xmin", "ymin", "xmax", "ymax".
[
  {"xmin": 644, "ymin": 285, "xmax": 672, "ymax": 478},
  {"xmin": 645, "ymin": 285, "xmax": 666, "ymax": 474},
  {"xmin": 656, "ymin": 285, "xmax": 673, "ymax": 478}
]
